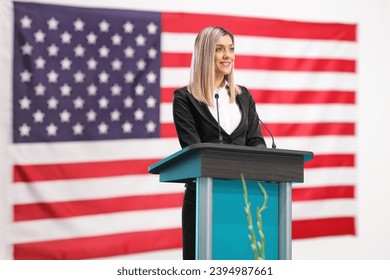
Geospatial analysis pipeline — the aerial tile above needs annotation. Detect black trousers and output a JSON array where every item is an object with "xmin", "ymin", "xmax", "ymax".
[{"xmin": 182, "ymin": 186, "xmax": 196, "ymax": 260}]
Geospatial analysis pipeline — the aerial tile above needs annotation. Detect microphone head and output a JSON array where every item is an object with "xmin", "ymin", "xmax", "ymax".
[{"xmin": 215, "ymin": 93, "xmax": 219, "ymax": 99}]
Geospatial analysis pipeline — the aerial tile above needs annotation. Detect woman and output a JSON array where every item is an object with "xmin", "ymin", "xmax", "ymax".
[{"xmin": 172, "ymin": 26, "xmax": 266, "ymax": 259}]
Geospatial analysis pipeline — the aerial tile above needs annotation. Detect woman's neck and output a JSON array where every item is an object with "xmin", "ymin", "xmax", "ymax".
[{"xmin": 214, "ymin": 78, "xmax": 225, "ymax": 89}]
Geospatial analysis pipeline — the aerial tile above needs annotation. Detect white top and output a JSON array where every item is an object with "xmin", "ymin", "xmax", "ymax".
[{"xmin": 208, "ymin": 86, "xmax": 242, "ymax": 135}]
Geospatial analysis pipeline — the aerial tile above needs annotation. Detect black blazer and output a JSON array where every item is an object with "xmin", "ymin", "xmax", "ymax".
[{"xmin": 172, "ymin": 85, "xmax": 266, "ymax": 149}]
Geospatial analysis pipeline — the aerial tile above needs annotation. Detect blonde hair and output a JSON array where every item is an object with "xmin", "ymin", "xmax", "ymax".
[{"xmin": 188, "ymin": 26, "xmax": 241, "ymax": 105}]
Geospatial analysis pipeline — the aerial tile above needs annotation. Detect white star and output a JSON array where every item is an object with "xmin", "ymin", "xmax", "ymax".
[
  {"xmin": 147, "ymin": 22, "xmax": 158, "ymax": 35},
  {"xmin": 86, "ymin": 109, "xmax": 97, "ymax": 122},
  {"xmin": 33, "ymin": 110, "xmax": 45, "ymax": 123},
  {"xmin": 123, "ymin": 21, "xmax": 134, "ymax": 33},
  {"xmin": 148, "ymin": 47, "xmax": 158, "ymax": 59},
  {"xmin": 34, "ymin": 83, "xmax": 46, "ymax": 96},
  {"xmin": 145, "ymin": 96, "xmax": 157, "ymax": 108},
  {"xmin": 19, "ymin": 96, "xmax": 31, "ymax": 110},
  {"xmin": 98, "ymin": 122, "xmax": 109, "ymax": 134},
  {"xmin": 47, "ymin": 70, "xmax": 59, "ymax": 83},
  {"xmin": 98, "ymin": 97, "xmax": 109, "ymax": 109},
  {"xmin": 111, "ymin": 33, "xmax": 122, "ymax": 45},
  {"xmin": 60, "ymin": 83, "xmax": 72, "ymax": 96},
  {"xmin": 146, "ymin": 121, "xmax": 157, "ymax": 133},
  {"xmin": 99, "ymin": 20, "xmax": 110, "ymax": 32},
  {"xmin": 110, "ymin": 109, "xmax": 121, "ymax": 121},
  {"xmin": 59, "ymin": 110, "xmax": 71, "ymax": 122},
  {"xmin": 124, "ymin": 46, "xmax": 135, "ymax": 58},
  {"xmin": 110, "ymin": 84, "xmax": 122, "ymax": 96},
  {"xmin": 47, "ymin": 97, "xmax": 59, "ymax": 109},
  {"xmin": 134, "ymin": 108, "xmax": 145, "ymax": 121},
  {"xmin": 46, "ymin": 123, "xmax": 58, "ymax": 136},
  {"xmin": 123, "ymin": 96, "xmax": 134, "ymax": 108},
  {"xmin": 20, "ymin": 16, "xmax": 32, "ymax": 29},
  {"xmin": 87, "ymin": 84, "xmax": 98, "ymax": 96},
  {"xmin": 98, "ymin": 71, "xmax": 109, "ymax": 83},
  {"xmin": 135, "ymin": 34, "xmax": 146, "ymax": 46},
  {"xmin": 60, "ymin": 57, "xmax": 72, "ymax": 70},
  {"xmin": 21, "ymin": 43, "xmax": 33, "ymax": 55},
  {"xmin": 135, "ymin": 83, "xmax": 145, "ymax": 96},
  {"xmin": 74, "ymin": 44, "xmax": 85, "ymax": 57},
  {"xmin": 86, "ymin": 32, "xmax": 97, "ymax": 44},
  {"xmin": 111, "ymin": 59, "xmax": 122, "ymax": 71},
  {"xmin": 124, "ymin": 71, "xmax": 135, "ymax": 83},
  {"xmin": 73, "ymin": 18, "xmax": 85, "ymax": 31},
  {"xmin": 60, "ymin": 31, "xmax": 72, "ymax": 44},
  {"xmin": 47, "ymin": 17, "xmax": 59, "ymax": 30},
  {"xmin": 19, "ymin": 123, "xmax": 31, "ymax": 137},
  {"xmin": 47, "ymin": 44, "xmax": 59, "ymax": 57},
  {"xmin": 122, "ymin": 121, "xmax": 133, "ymax": 133},
  {"xmin": 136, "ymin": 59, "xmax": 146, "ymax": 71},
  {"xmin": 20, "ymin": 70, "xmax": 32, "ymax": 83},
  {"xmin": 35, "ymin": 56, "xmax": 46, "ymax": 69},
  {"xmin": 73, "ymin": 71, "xmax": 85, "ymax": 83},
  {"xmin": 73, "ymin": 96, "xmax": 85, "ymax": 109},
  {"xmin": 34, "ymin": 30, "xmax": 46, "ymax": 43},
  {"xmin": 98, "ymin": 45, "xmax": 110, "ymax": 58},
  {"xmin": 72, "ymin": 123, "xmax": 84, "ymax": 135},
  {"xmin": 146, "ymin": 71, "xmax": 157, "ymax": 83},
  {"xmin": 87, "ymin": 58, "xmax": 98, "ymax": 70}
]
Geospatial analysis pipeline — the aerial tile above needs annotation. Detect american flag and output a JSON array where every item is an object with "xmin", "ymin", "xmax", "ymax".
[{"xmin": 5, "ymin": 1, "xmax": 356, "ymax": 259}]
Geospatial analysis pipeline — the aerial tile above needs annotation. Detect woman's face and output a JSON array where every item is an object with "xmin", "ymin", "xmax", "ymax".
[{"xmin": 214, "ymin": 34, "xmax": 235, "ymax": 81}]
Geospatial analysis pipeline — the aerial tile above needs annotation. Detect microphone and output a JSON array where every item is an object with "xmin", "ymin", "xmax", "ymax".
[
  {"xmin": 214, "ymin": 93, "xmax": 223, "ymax": 143},
  {"xmin": 249, "ymin": 105, "xmax": 276, "ymax": 149}
]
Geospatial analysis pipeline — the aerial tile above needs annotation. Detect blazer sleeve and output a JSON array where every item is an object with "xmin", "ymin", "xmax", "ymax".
[
  {"xmin": 172, "ymin": 88, "xmax": 201, "ymax": 148},
  {"xmin": 242, "ymin": 87, "xmax": 267, "ymax": 148}
]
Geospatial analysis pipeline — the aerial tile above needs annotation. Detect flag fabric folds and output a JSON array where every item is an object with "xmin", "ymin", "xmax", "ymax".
[{"xmin": 6, "ymin": 1, "xmax": 357, "ymax": 259}]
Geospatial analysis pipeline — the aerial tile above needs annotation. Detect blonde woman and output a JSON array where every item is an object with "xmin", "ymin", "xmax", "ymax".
[{"xmin": 173, "ymin": 26, "xmax": 266, "ymax": 259}]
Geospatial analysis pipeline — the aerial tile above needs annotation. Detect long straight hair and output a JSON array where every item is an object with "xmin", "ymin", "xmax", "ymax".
[{"xmin": 188, "ymin": 26, "xmax": 241, "ymax": 106}]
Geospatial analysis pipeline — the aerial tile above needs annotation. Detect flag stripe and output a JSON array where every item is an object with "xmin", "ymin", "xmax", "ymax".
[
  {"xmin": 162, "ymin": 13, "xmax": 356, "ymax": 41},
  {"xmin": 161, "ymin": 122, "xmax": 354, "ymax": 138},
  {"xmin": 14, "ymin": 193, "xmax": 183, "ymax": 221},
  {"xmin": 13, "ymin": 159, "xmax": 159, "ymax": 183},
  {"xmin": 14, "ymin": 228, "xmax": 182, "ymax": 260},
  {"xmin": 162, "ymin": 53, "xmax": 356, "ymax": 72},
  {"xmin": 293, "ymin": 186, "xmax": 355, "ymax": 201},
  {"xmin": 292, "ymin": 217, "xmax": 356, "ymax": 239},
  {"xmin": 161, "ymin": 88, "xmax": 356, "ymax": 104},
  {"xmin": 304, "ymin": 154, "xmax": 355, "ymax": 168}
]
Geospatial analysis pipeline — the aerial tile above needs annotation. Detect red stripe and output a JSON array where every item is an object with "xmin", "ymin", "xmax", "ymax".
[
  {"xmin": 160, "ymin": 122, "xmax": 355, "ymax": 138},
  {"xmin": 13, "ymin": 159, "xmax": 159, "ymax": 183},
  {"xmin": 293, "ymin": 186, "xmax": 355, "ymax": 201},
  {"xmin": 250, "ymin": 89, "xmax": 356, "ymax": 104},
  {"xmin": 161, "ymin": 88, "xmax": 356, "ymax": 104},
  {"xmin": 14, "ymin": 228, "xmax": 182, "ymax": 260},
  {"xmin": 292, "ymin": 217, "xmax": 356, "ymax": 239},
  {"xmin": 162, "ymin": 53, "xmax": 356, "ymax": 72},
  {"xmin": 162, "ymin": 12, "xmax": 356, "ymax": 41},
  {"xmin": 14, "ymin": 193, "xmax": 183, "ymax": 221},
  {"xmin": 305, "ymin": 154, "xmax": 355, "ymax": 168}
]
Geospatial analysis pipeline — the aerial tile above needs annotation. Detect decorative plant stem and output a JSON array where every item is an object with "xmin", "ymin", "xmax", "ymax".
[{"xmin": 241, "ymin": 173, "xmax": 268, "ymax": 260}]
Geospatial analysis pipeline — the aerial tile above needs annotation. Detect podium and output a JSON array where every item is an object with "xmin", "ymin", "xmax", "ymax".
[{"xmin": 148, "ymin": 143, "xmax": 313, "ymax": 260}]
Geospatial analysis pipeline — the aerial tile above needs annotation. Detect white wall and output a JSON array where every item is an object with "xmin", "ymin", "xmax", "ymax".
[{"xmin": 2, "ymin": 0, "xmax": 390, "ymax": 260}]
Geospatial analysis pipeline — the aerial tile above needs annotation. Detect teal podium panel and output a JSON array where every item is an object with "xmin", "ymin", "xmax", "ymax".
[
  {"xmin": 148, "ymin": 143, "xmax": 313, "ymax": 260},
  {"xmin": 210, "ymin": 179, "xmax": 279, "ymax": 260}
]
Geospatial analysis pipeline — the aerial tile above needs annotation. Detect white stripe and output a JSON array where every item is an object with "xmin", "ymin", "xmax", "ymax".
[
  {"xmin": 10, "ymin": 138, "xmax": 181, "ymax": 164},
  {"xmin": 160, "ymin": 103, "xmax": 356, "ymax": 123},
  {"xmin": 162, "ymin": 33, "xmax": 357, "ymax": 59},
  {"xmin": 10, "ymin": 208, "xmax": 181, "ymax": 243},
  {"xmin": 97, "ymin": 248, "xmax": 182, "ymax": 260},
  {"xmin": 263, "ymin": 136, "xmax": 356, "ymax": 154},
  {"xmin": 302, "ymin": 167, "xmax": 356, "ymax": 187},
  {"xmin": 162, "ymin": 68, "xmax": 357, "ymax": 91},
  {"xmin": 292, "ymin": 198, "xmax": 356, "ymax": 220},
  {"xmin": 13, "ymin": 175, "xmax": 184, "ymax": 204}
]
